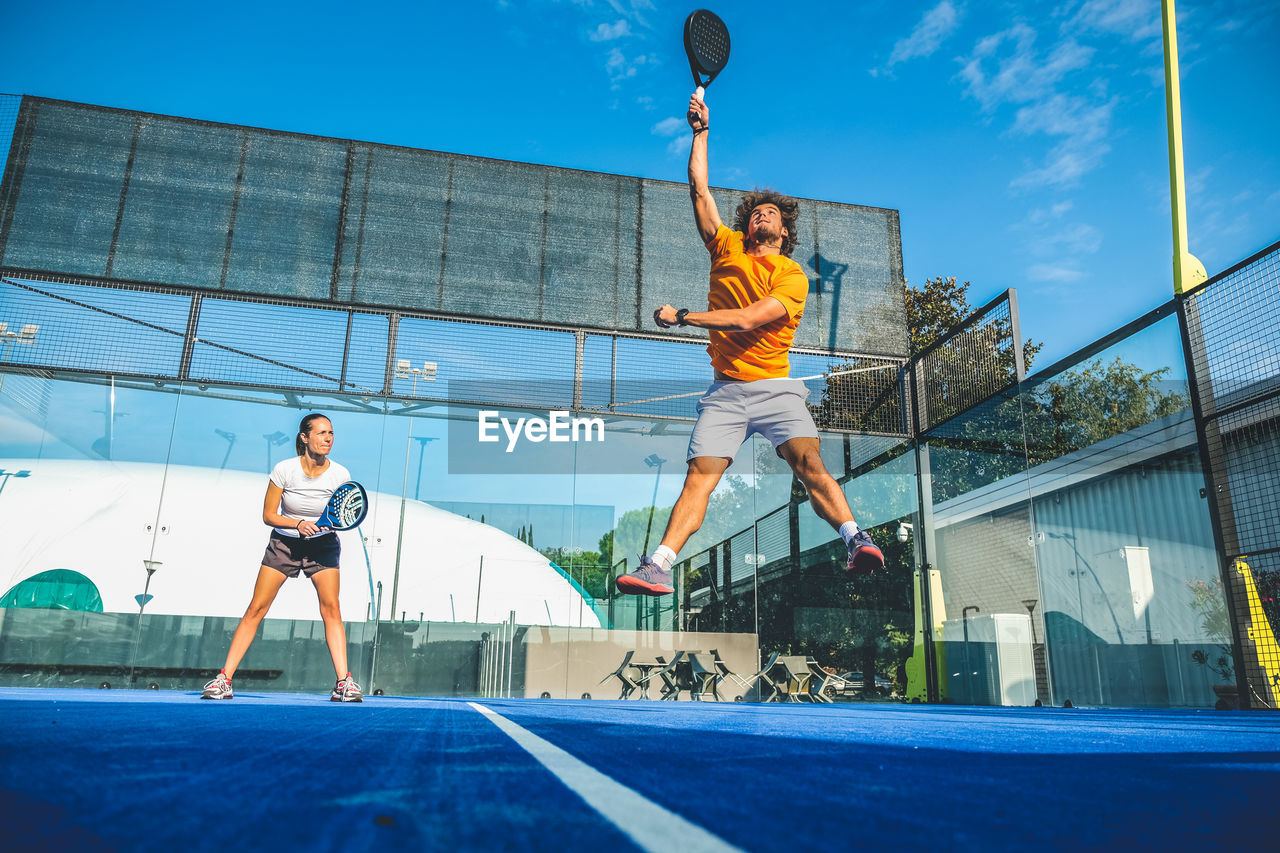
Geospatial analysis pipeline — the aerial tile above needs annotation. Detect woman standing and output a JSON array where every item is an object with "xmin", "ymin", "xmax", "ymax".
[{"xmin": 202, "ymin": 413, "xmax": 362, "ymax": 702}]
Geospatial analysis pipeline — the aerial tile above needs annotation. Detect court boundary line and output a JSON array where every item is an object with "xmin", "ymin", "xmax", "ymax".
[{"xmin": 468, "ymin": 701, "xmax": 743, "ymax": 853}]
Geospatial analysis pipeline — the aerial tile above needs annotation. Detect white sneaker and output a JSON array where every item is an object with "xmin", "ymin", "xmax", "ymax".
[
  {"xmin": 331, "ymin": 673, "xmax": 363, "ymax": 703},
  {"xmin": 201, "ymin": 672, "xmax": 233, "ymax": 699}
]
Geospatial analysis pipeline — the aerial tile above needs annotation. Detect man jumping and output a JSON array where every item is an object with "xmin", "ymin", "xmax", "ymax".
[{"xmin": 615, "ymin": 94, "xmax": 884, "ymax": 598}]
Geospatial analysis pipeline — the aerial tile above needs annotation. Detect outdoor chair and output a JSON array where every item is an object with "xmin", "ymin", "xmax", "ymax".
[
  {"xmin": 743, "ymin": 652, "xmax": 783, "ymax": 702},
  {"xmin": 656, "ymin": 651, "xmax": 687, "ymax": 700},
  {"xmin": 599, "ymin": 650, "xmax": 640, "ymax": 700},
  {"xmin": 709, "ymin": 648, "xmax": 753, "ymax": 700},
  {"xmin": 804, "ymin": 658, "xmax": 839, "ymax": 703},
  {"xmin": 634, "ymin": 655, "xmax": 669, "ymax": 700},
  {"xmin": 688, "ymin": 652, "xmax": 720, "ymax": 701},
  {"xmin": 778, "ymin": 655, "xmax": 816, "ymax": 702}
]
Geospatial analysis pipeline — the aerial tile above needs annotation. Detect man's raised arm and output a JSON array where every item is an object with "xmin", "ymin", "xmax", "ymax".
[{"xmin": 687, "ymin": 95, "xmax": 721, "ymax": 244}]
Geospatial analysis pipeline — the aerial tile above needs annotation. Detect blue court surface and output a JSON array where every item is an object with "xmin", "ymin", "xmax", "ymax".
[{"xmin": 2, "ymin": 688, "xmax": 1277, "ymax": 851}]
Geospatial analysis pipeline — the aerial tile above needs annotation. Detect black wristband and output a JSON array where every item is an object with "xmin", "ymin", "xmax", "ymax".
[
  {"xmin": 676, "ymin": 308, "xmax": 691, "ymax": 326},
  {"xmin": 693, "ymin": 125, "xmax": 709, "ymax": 134}
]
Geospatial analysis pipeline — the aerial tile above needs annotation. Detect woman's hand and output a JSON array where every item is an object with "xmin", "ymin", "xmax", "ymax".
[{"xmin": 296, "ymin": 519, "xmax": 321, "ymax": 537}]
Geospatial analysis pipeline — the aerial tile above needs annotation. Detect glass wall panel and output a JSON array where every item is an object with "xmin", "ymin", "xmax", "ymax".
[
  {"xmin": 927, "ymin": 312, "xmax": 1222, "ymax": 708},
  {"xmin": 0, "ymin": 372, "xmax": 183, "ymax": 687}
]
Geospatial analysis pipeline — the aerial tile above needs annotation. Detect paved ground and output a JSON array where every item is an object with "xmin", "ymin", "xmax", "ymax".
[{"xmin": 2, "ymin": 688, "xmax": 1278, "ymax": 851}]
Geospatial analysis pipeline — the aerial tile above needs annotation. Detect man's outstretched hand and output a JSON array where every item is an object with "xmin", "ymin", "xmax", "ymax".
[
  {"xmin": 687, "ymin": 95, "xmax": 709, "ymax": 132},
  {"xmin": 653, "ymin": 304, "xmax": 679, "ymax": 328}
]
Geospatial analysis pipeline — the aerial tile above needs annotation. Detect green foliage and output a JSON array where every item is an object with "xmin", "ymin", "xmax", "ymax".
[
  {"xmin": 1187, "ymin": 576, "xmax": 1234, "ymax": 681},
  {"xmin": 539, "ymin": 546, "xmax": 613, "ymax": 599},
  {"xmin": 1025, "ymin": 358, "xmax": 1188, "ymax": 460},
  {"xmin": 906, "ymin": 276, "xmax": 1042, "ymax": 362},
  {"xmin": 611, "ymin": 474, "xmax": 757, "ymax": 567}
]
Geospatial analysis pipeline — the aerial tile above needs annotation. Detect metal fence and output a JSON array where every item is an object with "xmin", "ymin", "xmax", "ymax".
[
  {"xmin": 0, "ymin": 268, "xmax": 903, "ymax": 431},
  {"xmin": 911, "ymin": 289, "xmax": 1025, "ymax": 435},
  {"xmin": 1180, "ymin": 239, "xmax": 1280, "ymax": 709}
]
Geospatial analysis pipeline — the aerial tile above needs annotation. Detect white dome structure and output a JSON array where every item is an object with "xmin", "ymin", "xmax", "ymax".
[{"xmin": 0, "ymin": 458, "xmax": 601, "ymax": 628}]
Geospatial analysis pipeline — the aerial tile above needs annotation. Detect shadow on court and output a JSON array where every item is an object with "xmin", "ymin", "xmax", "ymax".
[{"xmin": 1, "ymin": 688, "xmax": 1277, "ymax": 851}]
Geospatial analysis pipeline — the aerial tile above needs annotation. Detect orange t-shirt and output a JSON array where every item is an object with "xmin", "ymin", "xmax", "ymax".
[{"xmin": 704, "ymin": 224, "xmax": 809, "ymax": 380}]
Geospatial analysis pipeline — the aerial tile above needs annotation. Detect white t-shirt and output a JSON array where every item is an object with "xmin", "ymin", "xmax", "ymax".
[{"xmin": 269, "ymin": 456, "xmax": 352, "ymax": 537}]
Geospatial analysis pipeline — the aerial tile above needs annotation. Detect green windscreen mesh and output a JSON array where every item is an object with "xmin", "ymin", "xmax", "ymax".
[{"xmin": 0, "ymin": 97, "xmax": 907, "ymax": 357}]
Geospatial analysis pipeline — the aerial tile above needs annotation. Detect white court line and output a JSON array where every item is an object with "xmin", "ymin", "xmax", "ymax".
[{"xmin": 468, "ymin": 702, "xmax": 743, "ymax": 853}]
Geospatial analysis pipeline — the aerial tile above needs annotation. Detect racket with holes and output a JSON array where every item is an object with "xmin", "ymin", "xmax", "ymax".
[
  {"xmin": 311, "ymin": 481, "xmax": 367, "ymax": 535},
  {"xmin": 683, "ymin": 9, "xmax": 731, "ymax": 100}
]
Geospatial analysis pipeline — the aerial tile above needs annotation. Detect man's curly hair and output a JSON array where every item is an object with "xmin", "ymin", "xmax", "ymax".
[{"xmin": 733, "ymin": 189, "xmax": 800, "ymax": 257}]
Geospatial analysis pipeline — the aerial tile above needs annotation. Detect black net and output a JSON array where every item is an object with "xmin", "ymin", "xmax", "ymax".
[
  {"xmin": 1182, "ymin": 240, "xmax": 1280, "ymax": 708},
  {"xmin": 913, "ymin": 290, "xmax": 1024, "ymax": 435},
  {"xmin": 0, "ymin": 97, "xmax": 908, "ymax": 358}
]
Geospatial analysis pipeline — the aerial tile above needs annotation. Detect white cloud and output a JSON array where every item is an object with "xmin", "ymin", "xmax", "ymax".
[
  {"xmin": 1066, "ymin": 0, "xmax": 1163, "ymax": 42},
  {"xmin": 604, "ymin": 48, "xmax": 655, "ymax": 87},
  {"xmin": 1027, "ymin": 263, "xmax": 1086, "ymax": 283},
  {"xmin": 888, "ymin": 1, "xmax": 962, "ymax": 67},
  {"xmin": 958, "ymin": 25, "xmax": 1094, "ymax": 111},
  {"xmin": 1026, "ymin": 200, "xmax": 1075, "ymax": 224},
  {"xmin": 1034, "ymin": 222, "xmax": 1103, "ymax": 256},
  {"xmin": 1009, "ymin": 93, "xmax": 1116, "ymax": 188},
  {"xmin": 651, "ymin": 117, "xmax": 683, "ymax": 136},
  {"xmin": 589, "ymin": 19, "xmax": 631, "ymax": 41}
]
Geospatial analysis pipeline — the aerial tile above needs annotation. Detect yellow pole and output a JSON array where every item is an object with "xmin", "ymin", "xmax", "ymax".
[{"xmin": 1161, "ymin": 0, "xmax": 1207, "ymax": 294}]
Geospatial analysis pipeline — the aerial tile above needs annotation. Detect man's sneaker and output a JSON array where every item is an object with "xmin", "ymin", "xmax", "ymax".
[
  {"xmin": 201, "ymin": 671, "xmax": 233, "ymax": 700},
  {"xmin": 615, "ymin": 556, "xmax": 674, "ymax": 596},
  {"xmin": 331, "ymin": 673, "xmax": 363, "ymax": 703},
  {"xmin": 846, "ymin": 530, "xmax": 885, "ymax": 575}
]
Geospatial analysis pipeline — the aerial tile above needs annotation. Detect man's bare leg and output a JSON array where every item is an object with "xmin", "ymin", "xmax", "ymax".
[
  {"xmin": 616, "ymin": 456, "xmax": 729, "ymax": 596},
  {"xmin": 657, "ymin": 455, "xmax": 730, "ymax": 554},
  {"xmin": 778, "ymin": 437, "xmax": 884, "ymax": 574}
]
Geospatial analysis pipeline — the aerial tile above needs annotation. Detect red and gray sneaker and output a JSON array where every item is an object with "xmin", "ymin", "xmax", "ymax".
[
  {"xmin": 201, "ymin": 671, "xmax": 233, "ymax": 700},
  {"xmin": 846, "ymin": 530, "xmax": 884, "ymax": 575},
  {"xmin": 615, "ymin": 556, "xmax": 674, "ymax": 596},
  {"xmin": 331, "ymin": 673, "xmax": 364, "ymax": 703}
]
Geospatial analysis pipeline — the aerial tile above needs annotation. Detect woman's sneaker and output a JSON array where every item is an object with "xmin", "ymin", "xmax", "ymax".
[
  {"xmin": 331, "ymin": 673, "xmax": 364, "ymax": 703},
  {"xmin": 201, "ymin": 672, "xmax": 233, "ymax": 700},
  {"xmin": 846, "ymin": 530, "xmax": 885, "ymax": 575}
]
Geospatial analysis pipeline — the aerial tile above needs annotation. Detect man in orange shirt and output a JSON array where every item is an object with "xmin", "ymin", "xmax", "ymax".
[{"xmin": 616, "ymin": 95, "xmax": 884, "ymax": 597}]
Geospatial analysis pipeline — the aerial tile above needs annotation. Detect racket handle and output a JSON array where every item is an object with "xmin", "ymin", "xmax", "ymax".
[{"xmin": 695, "ymin": 86, "xmax": 705, "ymax": 100}]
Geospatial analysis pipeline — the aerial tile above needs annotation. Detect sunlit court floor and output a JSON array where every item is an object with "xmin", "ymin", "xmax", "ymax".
[{"xmin": 2, "ymin": 688, "xmax": 1278, "ymax": 852}]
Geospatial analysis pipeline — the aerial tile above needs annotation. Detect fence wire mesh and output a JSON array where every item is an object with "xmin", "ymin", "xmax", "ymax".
[
  {"xmin": 1182, "ymin": 239, "xmax": 1280, "ymax": 709},
  {"xmin": 913, "ymin": 290, "xmax": 1024, "ymax": 435},
  {"xmin": 1, "ymin": 268, "xmax": 900, "ymax": 432}
]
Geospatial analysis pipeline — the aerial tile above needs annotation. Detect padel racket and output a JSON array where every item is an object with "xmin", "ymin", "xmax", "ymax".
[
  {"xmin": 312, "ymin": 481, "xmax": 368, "ymax": 534},
  {"xmin": 683, "ymin": 9, "xmax": 731, "ymax": 100}
]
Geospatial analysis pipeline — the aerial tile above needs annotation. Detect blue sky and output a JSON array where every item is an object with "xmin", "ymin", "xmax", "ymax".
[{"xmin": 3, "ymin": 0, "xmax": 1277, "ymax": 369}]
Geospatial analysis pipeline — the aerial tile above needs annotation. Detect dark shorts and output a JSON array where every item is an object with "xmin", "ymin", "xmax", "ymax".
[{"xmin": 261, "ymin": 530, "xmax": 341, "ymax": 578}]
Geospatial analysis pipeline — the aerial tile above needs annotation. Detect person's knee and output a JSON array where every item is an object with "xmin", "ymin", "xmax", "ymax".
[
  {"xmin": 244, "ymin": 600, "xmax": 271, "ymax": 621},
  {"xmin": 790, "ymin": 448, "xmax": 830, "ymax": 484},
  {"xmin": 318, "ymin": 600, "xmax": 342, "ymax": 622}
]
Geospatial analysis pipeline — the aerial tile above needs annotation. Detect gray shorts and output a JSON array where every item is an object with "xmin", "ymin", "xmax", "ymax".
[
  {"xmin": 687, "ymin": 378, "xmax": 819, "ymax": 461},
  {"xmin": 262, "ymin": 530, "xmax": 341, "ymax": 578}
]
